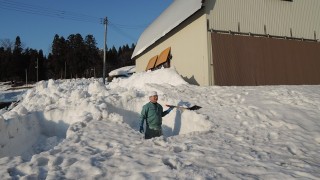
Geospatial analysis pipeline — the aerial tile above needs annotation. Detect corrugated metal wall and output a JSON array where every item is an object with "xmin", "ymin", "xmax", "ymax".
[
  {"xmin": 207, "ymin": 0, "xmax": 320, "ymax": 40},
  {"xmin": 211, "ymin": 33, "xmax": 320, "ymax": 86}
]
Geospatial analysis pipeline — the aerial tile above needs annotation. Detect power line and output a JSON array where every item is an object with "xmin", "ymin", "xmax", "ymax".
[
  {"xmin": 0, "ymin": 0, "xmax": 101, "ymax": 23},
  {"xmin": 0, "ymin": 0, "xmax": 149, "ymax": 29},
  {"xmin": 108, "ymin": 21, "xmax": 138, "ymax": 42},
  {"xmin": 109, "ymin": 22, "xmax": 149, "ymax": 29},
  {"xmin": 0, "ymin": 0, "xmax": 145, "ymax": 42}
]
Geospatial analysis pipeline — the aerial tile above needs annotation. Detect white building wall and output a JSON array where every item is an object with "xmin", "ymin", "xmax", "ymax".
[
  {"xmin": 207, "ymin": 0, "xmax": 320, "ymax": 39},
  {"xmin": 136, "ymin": 14, "xmax": 210, "ymax": 86}
]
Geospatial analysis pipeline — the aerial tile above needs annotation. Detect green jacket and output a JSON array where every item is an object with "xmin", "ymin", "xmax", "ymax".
[{"xmin": 140, "ymin": 102, "xmax": 169, "ymax": 130}]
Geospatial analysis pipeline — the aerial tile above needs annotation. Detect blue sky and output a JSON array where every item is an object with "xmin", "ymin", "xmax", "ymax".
[{"xmin": 0, "ymin": 0, "xmax": 173, "ymax": 55}]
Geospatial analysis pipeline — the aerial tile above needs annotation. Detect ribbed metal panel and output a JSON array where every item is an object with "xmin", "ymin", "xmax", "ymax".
[
  {"xmin": 211, "ymin": 33, "xmax": 320, "ymax": 86},
  {"xmin": 207, "ymin": 0, "xmax": 320, "ymax": 40}
]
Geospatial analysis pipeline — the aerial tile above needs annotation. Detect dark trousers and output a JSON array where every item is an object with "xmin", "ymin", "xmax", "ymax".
[{"xmin": 145, "ymin": 127, "xmax": 162, "ymax": 139}]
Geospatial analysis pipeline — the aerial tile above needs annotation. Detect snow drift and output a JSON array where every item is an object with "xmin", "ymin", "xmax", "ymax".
[
  {"xmin": 0, "ymin": 68, "xmax": 210, "ymax": 160},
  {"xmin": 0, "ymin": 67, "xmax": 319, "ymax": 179}
]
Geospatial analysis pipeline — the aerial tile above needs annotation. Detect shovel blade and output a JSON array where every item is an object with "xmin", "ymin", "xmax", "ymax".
[
  {"xmin": 166, "ymin": 104, "xmax": 202, "ymax": 111},
  {"xmin": 188, "ymin": 105, "xmax": 202, "ymax": 110}
]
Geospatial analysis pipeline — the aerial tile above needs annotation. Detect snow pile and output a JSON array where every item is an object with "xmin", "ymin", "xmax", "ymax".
[
  {"xmin": 0, "ymin": 68, "xmax": 320, "ymax": 179},
  {"xmin": 109, "ymin": 68, "xmax": 188, "ymax": 90},
  {"xmin": 0, "ymin": 90, "xmax": 25, "ymax": 103},
  {"xmin": 0, "ymin": 68, "xmax": 208, "ymax": 160},
  {"xmin": 108, "ymin": 65, "xmax": 135, "ymax": 77},
  {"xmin": 0, "ymin": 82, "xmax": 11, "ymax": 91}
]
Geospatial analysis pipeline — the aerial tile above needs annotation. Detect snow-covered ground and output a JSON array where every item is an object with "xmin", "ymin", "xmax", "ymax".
[
  {"xmin": 108, "ymin": 65, "xmax": 135, "ymax": 77},
  {"xmin": 0, "ymin": 68, "xmax": 319, "ymax": 179},
  {"xmin": 0, "ymin": 89, "xmax": 26, "ymax": 104}
]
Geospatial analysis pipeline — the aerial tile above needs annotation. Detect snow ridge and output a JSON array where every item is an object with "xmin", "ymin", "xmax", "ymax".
[{"xmin": 0, "ymin": 68, "xmax": 320, "ymax": 179}]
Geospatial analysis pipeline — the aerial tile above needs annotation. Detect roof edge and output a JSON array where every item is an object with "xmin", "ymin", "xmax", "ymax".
[{"xmin": 132, "ymin": 0, "xmax": 203, "ymax": 59}]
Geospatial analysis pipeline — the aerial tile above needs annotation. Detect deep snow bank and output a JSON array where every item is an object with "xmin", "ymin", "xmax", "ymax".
[
  {"xmin": 108, "ymin": 68, "xmax": 188, "ymax": 89},
  {"xmin": 0, "ymin": 68, "xmax": 211, "ymax": 159}
]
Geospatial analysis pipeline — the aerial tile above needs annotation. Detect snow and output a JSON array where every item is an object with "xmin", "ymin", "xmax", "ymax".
[
  {"xmin": 108, "ymin": 65, "xmax": 136, "ymax": 77},
  {"xmin": 132, "ymin": 0, "xmax": 203, "ymax": 58},
  {"xmin": 0, "ymin": 68, "xmax": 320, "ymax": 179},
  {"xmin": 0, "ymin": 82, "xmax": 33, "ymax": 104},
  {"xmin": 0, "ymin": 90, "xmax": 25, "ymax": 103}
]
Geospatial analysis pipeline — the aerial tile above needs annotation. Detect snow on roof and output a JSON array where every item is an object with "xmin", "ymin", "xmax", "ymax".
[
  {"xmin": 108, "ymin": 66, "xmax": 136, "ymax": 77},
  {"xmin": 131, "ymin": 0, "xmax": 203, "ymax": 59}
]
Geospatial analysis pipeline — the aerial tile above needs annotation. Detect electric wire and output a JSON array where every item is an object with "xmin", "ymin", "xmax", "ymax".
[
  {"xmin": 0, "ymin": 0, "xmax": 145, "ymax": 42},
  {"xmin": 110, "ymin": 22, "xmax": 149, "ymax": 29},
  {"xmin": 108, "ymin": 21, "xmax": 138, "ymax": 42},
  {"xmin": 0, "ymin": 0, "xmax": 101, "ymax": 23}
]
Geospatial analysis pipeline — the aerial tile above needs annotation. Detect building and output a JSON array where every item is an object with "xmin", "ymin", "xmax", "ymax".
[{"xmin": 132, "ymin": 0, "xmax": 320, "ymax": 86}]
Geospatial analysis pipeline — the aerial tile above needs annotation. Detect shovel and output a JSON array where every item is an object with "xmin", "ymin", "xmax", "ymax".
[{"xmin": 166, "ymin": 104, "xmax": 202, "ymax": 111}]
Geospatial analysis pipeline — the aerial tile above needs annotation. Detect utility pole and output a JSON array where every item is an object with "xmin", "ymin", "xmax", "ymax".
[
  {"xmin": 36, "ymin": 58, "xmax": 39, "ymax": 82},
  {"xmin": 25, "ymin": 69, "xmax": 28, "ymax": 86},
  {"xmin": 103, "ymin": 17, "xmax": 108, "ymax": 84},
  {"xmin": 91, "ymin": 68, "xmax": 96, "ymax": 78}
]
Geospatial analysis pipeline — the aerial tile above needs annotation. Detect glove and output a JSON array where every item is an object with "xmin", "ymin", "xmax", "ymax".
[
  {"xmin": 139, "ymin": 125, "xmax": 144, "ymax": 133},
  {"xmin": 167, "ymin": 107, "xmax": 174, "ymax": 113}
]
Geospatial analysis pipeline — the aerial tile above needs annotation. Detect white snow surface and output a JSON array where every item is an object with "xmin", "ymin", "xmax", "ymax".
[
  {"xmin": 0, "ymin": 82, "xmax": 26, "ymax": 103},
  {"xmin": 108, "ymin": 65, "xmax": 136, "ymax": 77},
  {"xmin": 0, "ymin": 68, "xmax": 320, "ymax": 179}
]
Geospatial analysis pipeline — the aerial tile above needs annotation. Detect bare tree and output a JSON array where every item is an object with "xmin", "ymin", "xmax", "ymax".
[{"xmin": 0, "ymin": 38, "xmax": 14, "ymax": 50}]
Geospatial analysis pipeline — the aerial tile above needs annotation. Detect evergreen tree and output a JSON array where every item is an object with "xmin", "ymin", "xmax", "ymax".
[
  {"xmin": 0, "ymin": 38, "xmax": 13, "ymax": 51},
  {"xmin": 118, "ymin": 44, "xmax": 135, "ymax": 67},
  {"xmin": 0, "ymin": 47, "xmax": 5, "ymax": 80},
  {"xmin": 0, "ymin": 33, "xmax": 135, "ymax": 82},
  {"xmin": 109, "ymin": 46, "xmax": 118, "ymax": 66},
  {"xmin": 46, "ymin": 53, "xmax": 56, "ymax": 79},
  {"xmin": 24, "ymin": 48, "xmax": 37, "ymax": 82},
  {"xmin": 1, "ymin": 47, "xmax": 13, "ymax": 81},
  {"xmin": 67, "ymin": 33, "xmax": 86, "ymax": 78},
  {"xmin": 51, "ymin": 34, "xmax": 67, "ymax": 79},
  {"xmin": 131, "ymin": 43, "xmax": 135, "ymax": 50},
  {"xmin": 11, "ymin": 36, "xmax": 24, "ymax": 81},
  {"xmin": 85, "ymin": 35, "xmax": 101, "ymax": 78},
  {"xmin": 38, "ymin": 50, "xmax": 46, "ymax": 81},
  {"xmin": 13, "ymin": 36, "xmax": 23, "ymax": 55}
]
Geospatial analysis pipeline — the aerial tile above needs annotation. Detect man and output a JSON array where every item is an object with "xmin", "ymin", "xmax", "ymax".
[{"xmin": 139, "ymin": 91, "xmax": 174, "ymax": 139}]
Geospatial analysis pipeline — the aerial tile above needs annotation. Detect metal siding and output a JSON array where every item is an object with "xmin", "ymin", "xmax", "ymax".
[
  {"xmin": 211, "ymin": 33, "xmax": 320, "ymax": 86},
  {"xmin": 208, "ymin": 0, "xmax": 320, "ymax": 40}
]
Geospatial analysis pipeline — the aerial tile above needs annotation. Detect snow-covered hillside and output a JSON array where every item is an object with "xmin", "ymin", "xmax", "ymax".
[{"xmin": 0, "ymin": 68, "xmax": 319, "ymax": 179}]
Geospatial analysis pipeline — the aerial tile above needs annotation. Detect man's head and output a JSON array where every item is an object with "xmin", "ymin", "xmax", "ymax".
[{"xmin": 149, "ymin": 91, "xmax": 158, "ymax": 103}]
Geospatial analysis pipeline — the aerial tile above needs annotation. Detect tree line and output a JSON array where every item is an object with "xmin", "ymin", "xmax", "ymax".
[{"xmin": 0, "ymin": 34, "xmax": 135, "ymax": 84}]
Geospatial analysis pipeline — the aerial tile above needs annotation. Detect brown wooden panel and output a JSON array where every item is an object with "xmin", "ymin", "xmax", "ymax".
[
  {"xmin": 155, "ymin": 47, "xmax": 171, "ymax": 67},
  {"xmin": 145, "ymin": 55, "xmax": 158, "ymax": 71},
  {"xmin": 211, "ymin": 33, "xmax": 320, "ymax": 86}
]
